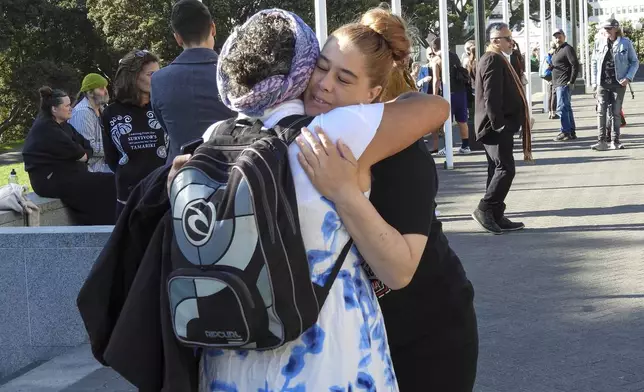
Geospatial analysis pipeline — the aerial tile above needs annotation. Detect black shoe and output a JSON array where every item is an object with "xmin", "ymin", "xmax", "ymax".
[
  {"xmin": 570, "ymin": 131, "xmax": 578, "ymax": 139},
  {"xmin": 472, "ymin": 209, "xmax": 503, "ymax": 235},
  {"xmin": 497, "ymin": 216, "xmax": 525, "ymax": 231},
  {"xmin": 553, "ymin": 132, "xmax": 572, "ymax": 141},
  {"xmin": 552, "ymin": 114, "xmax": 560, "ymax": 119}
]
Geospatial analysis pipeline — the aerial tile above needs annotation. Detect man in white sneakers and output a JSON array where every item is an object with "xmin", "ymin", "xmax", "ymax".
[{"xmin": 591, "ymin": 18, "xmax": 639, "ymax": 151}]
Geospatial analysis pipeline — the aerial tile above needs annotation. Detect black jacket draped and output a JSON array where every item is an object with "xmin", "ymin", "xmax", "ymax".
[{"xmin": 77, "ymin": 165, "xmax": 199, "ymax": 391}]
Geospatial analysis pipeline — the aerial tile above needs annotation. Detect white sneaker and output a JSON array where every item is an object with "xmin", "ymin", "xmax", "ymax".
[
  {"xmin": 610, "ymin": 141, "xmax": 624, "ymax": 150},
  {"xmin": 458, "ymin": 146, "xmax": 472, "ymax": 155},
  {"xmin": 435, "ymin": 148, "xmax": 447, "ymax": 157},
  {"xmin": 591, "ymin": 141, "xmax": 609, "ymax": 151}
]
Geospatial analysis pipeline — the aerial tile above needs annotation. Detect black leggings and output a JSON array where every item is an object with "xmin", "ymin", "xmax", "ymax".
[{"xmin": 29, "ymin": 167, "xmax": 117, "ymax": 225}]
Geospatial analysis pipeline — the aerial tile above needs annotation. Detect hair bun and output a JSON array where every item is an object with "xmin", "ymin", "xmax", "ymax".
[
  {"xmin": 360, "ymin": 7, "xmax": 411, "ymax": 64},
  {"xmin": 38, "ymin": 86, "xmax": 53, "ymax": 98}
]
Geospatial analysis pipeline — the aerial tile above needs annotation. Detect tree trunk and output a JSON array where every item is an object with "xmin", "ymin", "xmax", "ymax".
[{"xmin": 0, "ymin": 105, "xmax": 28, "ymax": 140}]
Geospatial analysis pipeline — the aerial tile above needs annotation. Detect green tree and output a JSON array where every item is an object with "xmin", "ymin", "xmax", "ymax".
[
  {"xmin": 4, "ymin": 0, "xmax": 588, "ymax": 143},
  {"xmin": 0, "ymin": 0, "xmax": 114, "ymax": 141}
]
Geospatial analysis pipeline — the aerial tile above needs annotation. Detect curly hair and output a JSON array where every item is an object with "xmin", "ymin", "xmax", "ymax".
[{"xmin": 219, "ymin": 14, "xmax": 295, "ymax": 98}]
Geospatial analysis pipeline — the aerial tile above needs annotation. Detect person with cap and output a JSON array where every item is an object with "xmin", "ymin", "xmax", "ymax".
[
  {"xmin": 590, "ymin": 18, "xmax": 639, "ymax": 151},
  {"xmin": 69, "ymin": 73, "xmax": 111, "ymax": 173},
  {"xmin": 551, "ymin": 28, "xmax": 580, "ymax": 142}
]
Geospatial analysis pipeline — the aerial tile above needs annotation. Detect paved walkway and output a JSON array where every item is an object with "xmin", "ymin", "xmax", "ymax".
[
  {"xmin": 439, "ymin": 84, "xmax": 644, "ymax": 392},
  {"xmin": 0, "ymin": 151, "xmax": 23, "ymax": 165},
  {"xmin": 2, "ymin": 84, "xmax": 643, "ymax": 392}
]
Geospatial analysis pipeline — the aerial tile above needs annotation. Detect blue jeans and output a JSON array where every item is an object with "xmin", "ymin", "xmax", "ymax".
[{"xmin": 556, "ymin": 85, "xmax": 576, "ymax": 133}]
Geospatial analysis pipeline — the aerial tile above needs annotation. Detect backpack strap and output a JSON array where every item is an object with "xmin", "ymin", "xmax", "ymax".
[
  {"xmin": 313, "ymin": 239, "xmax": 354, "ymax": 304},
  {"xmin": 275, "ymin": 115, "xmax": 313, "ymax": 145}
]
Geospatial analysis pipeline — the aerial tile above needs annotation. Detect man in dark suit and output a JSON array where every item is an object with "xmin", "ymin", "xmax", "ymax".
[
  {"xmin": 471, "ymin": 22, "xmax": 527, "ymax": 235},
  {"xmin": 151, "ymin": 0, "xmax": 235, "ymax": 163}
]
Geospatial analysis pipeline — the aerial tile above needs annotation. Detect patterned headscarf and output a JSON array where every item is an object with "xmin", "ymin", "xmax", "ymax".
[{"xmin": 217, "ymin": 9, "xmax": 320, "ymax": 117}]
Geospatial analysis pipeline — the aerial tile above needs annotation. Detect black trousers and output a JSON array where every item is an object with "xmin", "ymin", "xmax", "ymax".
[
  {"xmin": 29, "ymin": 167, "xmax": 117, "ymax": 225},
  {"xmin": 479, "ymin": 129, "xmax": 516, "ymax": 217},
  {"xmin": 390, "ymin": 296, "xmax": 479, "ymax": 392},
  {"xmin": 597, "ymin": 84, "xmax": 627, "ymax": 143}
]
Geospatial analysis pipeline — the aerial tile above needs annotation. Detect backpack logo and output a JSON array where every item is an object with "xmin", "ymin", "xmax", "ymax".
[
  {"xmin": 205, "ymin": 330, "xmax": 243, "ymax": 340},
  {"xmin": 183, "ymin": 199, "xmax": 216, "ymax": 246}
]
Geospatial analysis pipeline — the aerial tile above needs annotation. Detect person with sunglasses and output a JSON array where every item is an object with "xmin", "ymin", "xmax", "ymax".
[
  {"xmin": 471, "ymin": 22, "xmax": 532, "ymax": 235},
  {"xmin": 102, "ymin": 49, "xmax": 168, "ymax": 217},
  {"xmin": 590, "ymin": 18, "xmax": 639, "ymax": 151}
]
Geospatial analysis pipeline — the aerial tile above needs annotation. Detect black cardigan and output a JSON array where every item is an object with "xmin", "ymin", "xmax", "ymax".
[{"xmin": 22, "ymin": 116, "xmax": 93, "ymax": 173}]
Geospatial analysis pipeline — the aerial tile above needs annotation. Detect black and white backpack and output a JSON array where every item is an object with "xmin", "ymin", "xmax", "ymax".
[{"xmin": 167, "ymin": 115, "xmax": 352, "ymax": 350}]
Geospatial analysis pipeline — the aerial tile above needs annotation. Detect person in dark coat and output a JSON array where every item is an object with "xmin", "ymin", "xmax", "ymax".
[
  {"xmin": 102, "ymin": 49, "xmax": 167, "ymax": 218},
  {"xmin": 472, "ymin": 22, "xmax": 532, "ymax": 235},
  {"xmin": 150, "ymin": 0, "xmax": 235, "ymax": 163},
  {"xmin": 77, "ymin": 165, "xmax": 199, "ymax": 391},
  {"xmin": 22, "ymin": 86, "xmax": 116, "ymax": 225}
]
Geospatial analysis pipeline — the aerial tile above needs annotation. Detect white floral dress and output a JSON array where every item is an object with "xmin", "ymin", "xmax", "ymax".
[{"xmin": 200, "ymin": 101, "xmax": 398, "ymax": 392}]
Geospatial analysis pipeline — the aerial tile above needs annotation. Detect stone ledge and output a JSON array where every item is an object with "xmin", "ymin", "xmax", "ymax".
[
  {"xmin": 0, "ymin": 226, "xmax": 113, "ymax": 379},
  {"xmin": 0, "ymin": 209, "xmax": 22, "ymax": 226},
  {"xmin": 0, "ymin": 193, "xmax": 75, "ymax": 227}
]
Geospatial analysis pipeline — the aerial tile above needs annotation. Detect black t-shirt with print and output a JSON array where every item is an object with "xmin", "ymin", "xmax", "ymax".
[
  {"xmin": 366, "ymin": 140, "xmax": 474, "ymax": 349},
  {"xmin": 602, "ymin": 40, "xmax": 619, "ymax": 87},
  {"xmin": 102, "ymin": 101, "xmax": 168, "ymax": 202}
]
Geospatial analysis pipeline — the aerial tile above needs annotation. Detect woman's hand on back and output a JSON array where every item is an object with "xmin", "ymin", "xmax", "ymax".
[
  {"xmin": 167, "ymin": 154, "xmax": 191, "ymax": 195},
  {"xmin": 296, "ymin": 126, "xmax": 362, "ymax": 205}
]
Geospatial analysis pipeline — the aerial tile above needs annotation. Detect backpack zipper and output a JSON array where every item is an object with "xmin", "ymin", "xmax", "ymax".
[
  {"xmin": 246, "ymin": 147, "xmax": 297, "ymax": 234},
  {"xmin": 246, "ymin": 145, "xmax": 305, "ymax": 336},
  {"xmin": 235, "ymin": 156, "xmax": 275, "ymax": 243}
]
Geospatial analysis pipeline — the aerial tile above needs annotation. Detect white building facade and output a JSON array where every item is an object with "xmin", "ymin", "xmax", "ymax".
[{"xmin": 589, "ymin": 0, "xmax": 644, "ymax": 23}]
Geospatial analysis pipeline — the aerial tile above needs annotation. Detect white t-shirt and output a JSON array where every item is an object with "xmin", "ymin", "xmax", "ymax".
[{"xmin": 200, "ymin": 100, "xmax": 398, "ymax": 392}]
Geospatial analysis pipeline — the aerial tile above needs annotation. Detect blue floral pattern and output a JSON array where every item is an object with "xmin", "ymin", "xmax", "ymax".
[{"xmin": 202, "ymin": 193, "xmax": 398, "ymax": 391}]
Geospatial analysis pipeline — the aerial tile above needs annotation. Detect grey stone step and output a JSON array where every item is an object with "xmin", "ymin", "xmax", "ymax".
[{"xmin": 0, "ymin": 345, "xmax": 134, "ymax": 392}]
